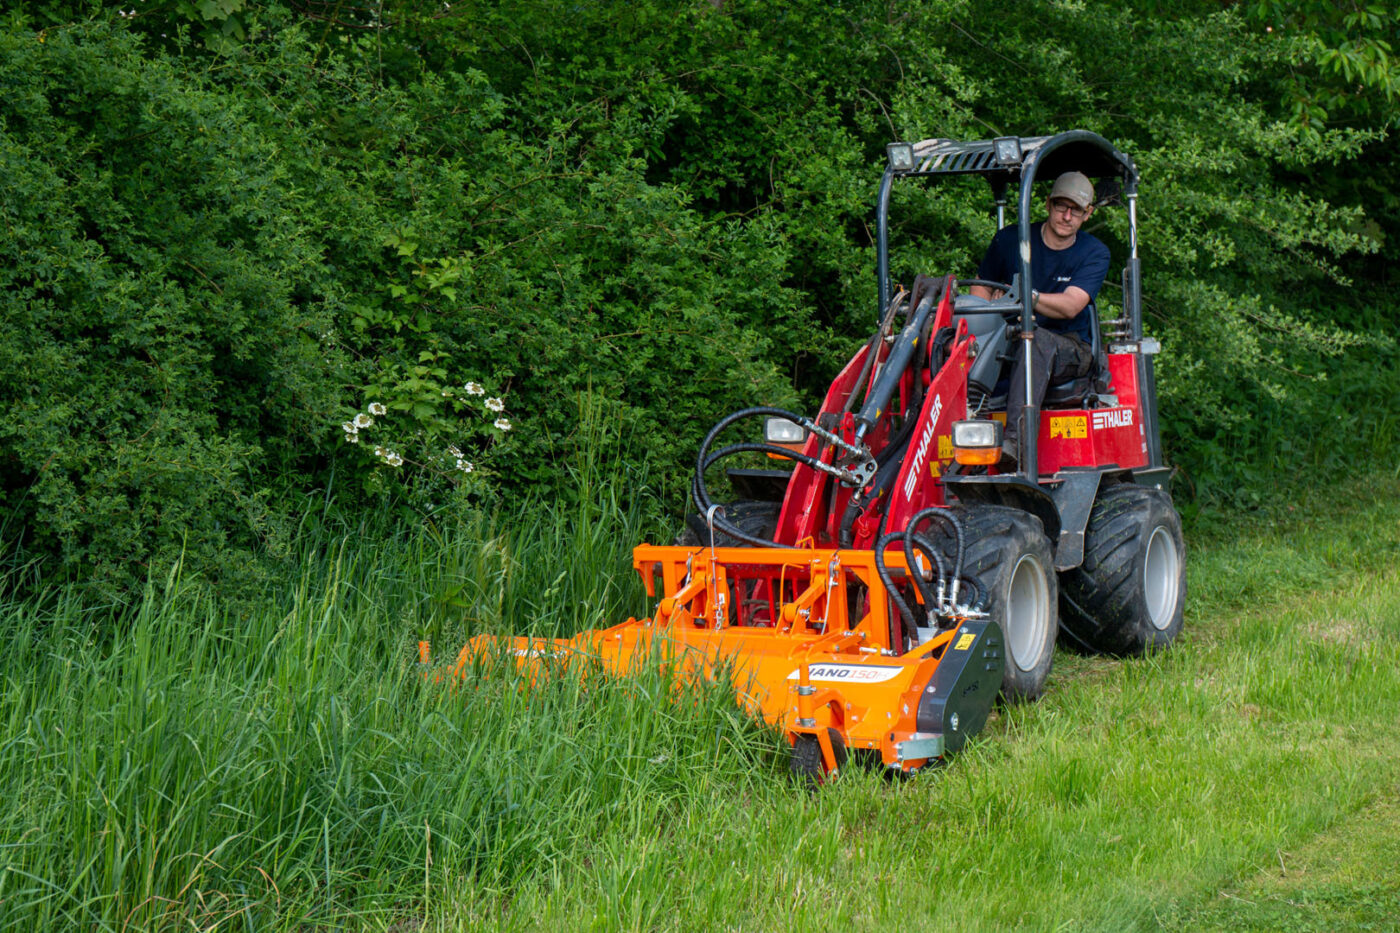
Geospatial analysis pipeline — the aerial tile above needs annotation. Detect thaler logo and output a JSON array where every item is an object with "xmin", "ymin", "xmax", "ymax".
[
  {"xmin": 902, "ymin": 395, "xmax": 942, "ymax": 499},
  {"xmin": 1092, "ymin": 409, "xmax": 1134, "ymax": 430}
]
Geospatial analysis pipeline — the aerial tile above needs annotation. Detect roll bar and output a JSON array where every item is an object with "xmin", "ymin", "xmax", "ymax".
[{"xmin": 873, "ymin": 130, "xmax": 1158, "ymax": 473}]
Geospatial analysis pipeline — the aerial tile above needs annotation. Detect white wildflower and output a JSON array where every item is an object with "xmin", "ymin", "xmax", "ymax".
[
  {"xmin": 485, "ymin": 397, "xmax": 505, "ymax": 412},
  {"xmin": 374, "ymin": 446, "xmax": 387, "ymax": 458},
  {"xmin": 342, "ymin": 421, "xmax": 358, "ymax": 434},
  {"xmin": 346, "ymin": 433, "xmax": 360, "ymax": 444},
  {"xmin": 354, "ymin": 412, "xmax": 374, "ymax": 429},
  {"xmin": 386, "ymin": 452, "xmax": 404, "ymax": 467},
  {"xmin": 447, "ymin": 445, "xmax": 463, "ymax": 458},
  {"xmin": 464, "ymin": 382, "xmax": 484, "ymax": 396},
  {"xmin": 456, "ymin": 459, "xmax": 474, "ymax": 473},
  {"xmin": 368, "ymin": 401, "xmax": 387, "ymax": 416},
  {"xmin": 493, "ymin": 417, "xmax": 512, "ymax": 432}
]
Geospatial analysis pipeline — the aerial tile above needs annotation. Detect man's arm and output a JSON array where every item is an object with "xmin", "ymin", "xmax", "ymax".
[
  {"xmin": 1032, "ymin": 286, "xmax": 1091, "ymax": 320},
  {"xmin": 968, "ymin": 285, "xmax": 1088, "ymax": 315}
]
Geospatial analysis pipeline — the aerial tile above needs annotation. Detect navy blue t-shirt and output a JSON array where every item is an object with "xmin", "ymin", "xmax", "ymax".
[{"xmin": 977, "ymin": 223, "xmax": 1111, "ymax": 344}]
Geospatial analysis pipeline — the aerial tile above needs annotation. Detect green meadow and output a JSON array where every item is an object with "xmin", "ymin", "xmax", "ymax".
[{"xmin": 3, "ymin": 473, "xmax": 1397, "ymax": 931}]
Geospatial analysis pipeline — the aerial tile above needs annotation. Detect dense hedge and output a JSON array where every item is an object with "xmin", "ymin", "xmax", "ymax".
[{"xmin": 2, "ymin": 3, "xmax": 1396, "ymax": 597}]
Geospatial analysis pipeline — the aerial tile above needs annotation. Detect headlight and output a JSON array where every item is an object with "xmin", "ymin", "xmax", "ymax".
[
  {"xmin": 951, "ymin": 419, "xmax": 1002, "ymax": 466},
  {"xmin": 951, "ymin": 420, "xmax": 1000, "ymax": 448},
  {"xmin": 765, "ymin": 418, "xmax": 807, "ymax": 445}
]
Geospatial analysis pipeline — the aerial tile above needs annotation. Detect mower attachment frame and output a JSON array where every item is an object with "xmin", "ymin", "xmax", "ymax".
[{"xmin": 445, "ymin": 543, "xmax": 1005, "ymax": 775}]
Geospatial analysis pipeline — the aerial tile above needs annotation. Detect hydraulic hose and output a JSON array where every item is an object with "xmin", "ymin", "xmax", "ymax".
[
  {"xmin": 905, "ymin": 507, "xmax": 967, "ymax": 608},
  {"xmin": 873, "ymin": 531, "xmax": 916, "ymax": 651},
  {"xmin": 957, "ymin": 575, "xmax": 988, "ymax": 612},
  {"xmin": 691, "ymin": 406, "xmax": 867, "ymax": 549},
  {"xmin": 903, "ymin": 531, "xmax": 948, "ymax": 625}
]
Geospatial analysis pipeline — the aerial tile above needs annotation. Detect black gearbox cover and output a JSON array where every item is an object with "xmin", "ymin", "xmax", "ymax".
[{"xmin": 916, "ymin": 620, "xmax": 1005, "ymax": 753}]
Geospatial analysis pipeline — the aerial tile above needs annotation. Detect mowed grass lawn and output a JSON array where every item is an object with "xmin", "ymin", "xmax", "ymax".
[{"xmin": 2, "ymin": 476, "xmax": 1397, "ymax": 931}]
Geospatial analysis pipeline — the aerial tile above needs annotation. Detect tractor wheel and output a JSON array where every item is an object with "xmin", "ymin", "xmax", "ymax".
[
  {"xmin": 789, "ymin": 728, "xmax": 847, "ymax": 787},
  {"xmin": 930, "ymin": 506, "xmax": 1058, "ymax": 702},
  {"xmin": 1060, "ymin": 484, "xmax": 1186, "ymax": 656},
  {"xmin": 677, "ymin": 500, "xmax": 780, "ymax": 547}
]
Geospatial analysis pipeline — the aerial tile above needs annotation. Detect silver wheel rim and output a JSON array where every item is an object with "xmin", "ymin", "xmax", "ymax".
[
  {"xmin": 1007, "ymin": 553, "xmax": 1050, "ymax": 671},
  {"xmin": 1144, "ymin": 525, "xmax": 1181, "ymax": 630}
]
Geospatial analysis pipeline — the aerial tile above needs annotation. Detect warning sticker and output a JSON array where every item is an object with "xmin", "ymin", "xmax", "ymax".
[
  {"xmin": 954, "ymin": 632, "xmax": 976, "ymax": 651},
  {"xmin": 1050, "ymin": 416, "xmax": 1088, "ymax": 439},
  {"xmin": 937, "ymin": 436, "xmax": 953, "ymax": 460}
]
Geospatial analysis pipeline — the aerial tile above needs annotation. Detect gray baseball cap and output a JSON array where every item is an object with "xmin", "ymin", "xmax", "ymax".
[{"xmin": 1049, "ymin": 171, "xmax": 1095, "ymax": 209}]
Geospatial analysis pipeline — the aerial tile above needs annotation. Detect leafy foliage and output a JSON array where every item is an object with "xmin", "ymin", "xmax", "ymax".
[{"xmin": 2, "ymin": 1, "xmax": 1397, "ymax": 594}]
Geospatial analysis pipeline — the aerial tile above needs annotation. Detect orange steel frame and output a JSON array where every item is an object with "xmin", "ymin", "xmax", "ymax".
[{"xmin": 436, "ymin": 544, "xmax": 976, "ymax": 775}]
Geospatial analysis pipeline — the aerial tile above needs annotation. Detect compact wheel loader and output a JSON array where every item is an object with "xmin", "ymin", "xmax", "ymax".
[{"xmin": 442, "ymin": 130, "xmax": 1187, "ymax": 782}]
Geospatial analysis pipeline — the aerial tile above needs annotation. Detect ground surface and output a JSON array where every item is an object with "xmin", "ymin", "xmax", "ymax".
[{"xmin": 6, "ymin": 478, "xmax": 1398, "ymax": 931}]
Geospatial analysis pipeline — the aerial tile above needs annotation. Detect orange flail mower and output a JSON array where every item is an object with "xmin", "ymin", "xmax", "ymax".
[
  {"xmin": 435, "ymin": 131, "xmax": 1186, "ymax": 782},
  {"xmin": 441, "ymin": 544, "xmax": 1004, "ymax": 776}
]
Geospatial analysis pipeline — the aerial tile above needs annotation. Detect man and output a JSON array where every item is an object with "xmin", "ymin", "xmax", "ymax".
[{"xmin": 970, "ymin": 171, "xmax": 1110, "ymax": 465}]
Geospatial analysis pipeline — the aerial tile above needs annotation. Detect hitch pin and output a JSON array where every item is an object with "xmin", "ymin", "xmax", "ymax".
[{"xmin": 705, "ymin": 504, "xmax": 726, "ymax": 628}]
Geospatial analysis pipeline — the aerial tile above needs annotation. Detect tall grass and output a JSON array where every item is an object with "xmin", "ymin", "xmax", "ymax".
[
  {"xmin": 3, "ymin": 457, "xmax": 1398, "ymax": 930},
  {"xmin": 0, "ymin": 456, "xmax": 775, "ymax": 931}
]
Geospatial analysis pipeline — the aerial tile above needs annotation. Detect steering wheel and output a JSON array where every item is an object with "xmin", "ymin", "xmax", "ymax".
[
  {"xmin": 955, "ymin": 278, "xmax": 1015, "ymax": 296},
  {"xmin": 953, "ymin": 278, "xmax": 1025, "ymax": 325}
]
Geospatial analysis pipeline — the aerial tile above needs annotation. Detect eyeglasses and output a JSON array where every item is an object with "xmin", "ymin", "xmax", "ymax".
[{"xmin": 1049, "ymin": 199, "xmax": 1088, "ymax": 219}]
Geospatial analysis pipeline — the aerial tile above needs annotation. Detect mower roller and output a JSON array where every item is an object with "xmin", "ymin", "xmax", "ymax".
[{"xmin": 440, "ymin": 130, "xmax": 1187, "ymax": 781}]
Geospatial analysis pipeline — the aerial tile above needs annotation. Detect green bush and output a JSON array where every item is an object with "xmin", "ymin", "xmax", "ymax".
[
  {"xmin": 3, "ymin": 3, "xmax": 1396, "ymax": 596},
  {"xmin": 0, "ymin": 18, "xmax": 806, "ymax": 596},
  {"xmin": 0, "ymin": 22, "xmax": 342, "ymax": 596}
]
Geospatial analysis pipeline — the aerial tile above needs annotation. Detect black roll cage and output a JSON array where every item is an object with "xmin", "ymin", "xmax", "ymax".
[{"xmin": 872, "ymin": 130, "xmax": 1160, "ymax": 473}]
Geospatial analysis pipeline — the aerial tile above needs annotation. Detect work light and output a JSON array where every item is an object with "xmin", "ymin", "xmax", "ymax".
[
  {"xmin": 886, "ymin": 142, "xmax": 915, "ymax": 173},
  {"xmin": 993, "ymin": 136, "xmax": 1022, "ymax": 164}
]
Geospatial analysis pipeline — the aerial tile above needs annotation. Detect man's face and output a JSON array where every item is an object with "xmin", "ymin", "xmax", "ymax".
[{"xmin": 1046, "ymin": 197, "xmax": 1092, "ymax": 238}]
